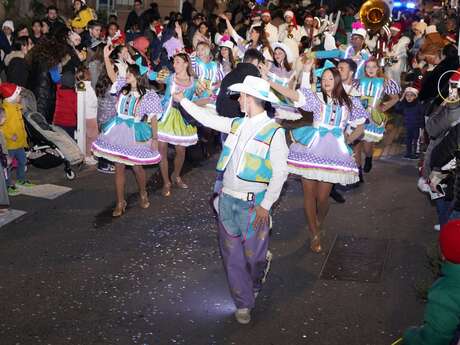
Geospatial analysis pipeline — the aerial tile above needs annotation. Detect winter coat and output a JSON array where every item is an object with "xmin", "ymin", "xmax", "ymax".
[
  {"xmin": 143, "ymin": 27, "xmax": 161, "ymax": 63},
  {"xmin": 403, "ymin": 262, "xmax": 460, "ymax": 345},
  {"xmin": 27, "ymin": 61, "xmax": 56, "ymax": 123},
  {"xmin": 426, "ymin": 102, "xmax": 460, "ymax": 139},
  {"xmin": 430, "ymin": 120, "xmax": 460, "ymax": 211},
  {"xmin": 0, "ymin": 32, "xmax": 12, "ymax": 58},
  {"xmin": 419, "ymin": 56, "xmax": 460, "ymax": 104},
  {"xmin": 139, "ymin": 7, "xmax": 160, "ymax": 32},
  {"xmin": 124, "ymin": 10, "xmax": 143, "ymax": 32},
  {"xmin": 0, "ymin": 101, "xmax": 27, "ymax": 150},
  {"xmin": 43, "ymin": 18, "xmax": 67, "ymax": 36},
  {"xmin": 423, "ymin": 102, "xmax": 460, "ymax": 179},
  {"xmin": 4, "ymin": 51, "xmax": 29, "ymax": 87},
  {"xmin": 53, "ymin": 84, "xmax": 77, "ymax": 128},
  {"xmin": 71, "ymin": 7, "xmax": 96, "ymax": 30},
  {"xmin": 394, "ymin": 100, "xmax": 425, "ymax": 129}
]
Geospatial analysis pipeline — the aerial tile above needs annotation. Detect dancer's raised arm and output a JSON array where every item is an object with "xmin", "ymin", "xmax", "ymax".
[{"xmin": 173, "ymin": 91, "xmax": 233, "ymax": 133}]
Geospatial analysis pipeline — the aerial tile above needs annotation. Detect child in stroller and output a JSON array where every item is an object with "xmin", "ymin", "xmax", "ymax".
[{"xmin": 20, "ymin": 87, "xmax": 84, "ymax": 180}]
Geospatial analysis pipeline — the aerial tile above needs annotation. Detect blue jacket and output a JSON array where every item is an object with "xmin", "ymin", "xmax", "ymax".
[{"xmin": 394, "ymin": 100, "xmax": 425, "ymax": 129}]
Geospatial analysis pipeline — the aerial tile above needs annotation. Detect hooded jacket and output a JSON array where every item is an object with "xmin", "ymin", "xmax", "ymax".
[
  {"xmin": 403, "ymin": 262, "xmax": 460, "ymax": 345},
  {"xmin": 4, "ymin": 51, "xmax": 29, "ymax": 87},
  {"xmin": 423, "ymin": 102, "xmax": 460, "ymax": 179},
  {"xmin": 27, "ymin": 60, "xmax": 56, "ymax": 123}
]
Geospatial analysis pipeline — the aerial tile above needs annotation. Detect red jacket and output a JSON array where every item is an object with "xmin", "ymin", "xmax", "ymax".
[{"xmin": 53, "ymin": 84, "xmax": 77, "ymax": 127}]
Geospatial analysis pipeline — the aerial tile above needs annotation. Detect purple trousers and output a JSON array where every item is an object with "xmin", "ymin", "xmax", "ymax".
[{"xmin": 217, "ymin": 192, "xmax": 270, "ymax": 309}]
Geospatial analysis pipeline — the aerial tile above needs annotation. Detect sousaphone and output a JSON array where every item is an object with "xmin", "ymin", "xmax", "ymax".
[{"xmin": 359, "ymin": 0, "xmax": 391, "ymax": 33}]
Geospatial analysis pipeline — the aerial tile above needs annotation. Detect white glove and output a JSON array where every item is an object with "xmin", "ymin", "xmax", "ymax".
[
  {"xmin": 429, "ymin": 171, "xmax": 448, "ymax": 192},
  {"xmin": 324, "ymin": 32, "xmax": 336, "ymax": 51}
]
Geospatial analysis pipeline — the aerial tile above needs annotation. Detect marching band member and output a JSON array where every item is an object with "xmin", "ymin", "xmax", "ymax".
[{"xmin": 384, "ymin": 22, "xmax": 411, "ymax": 86}]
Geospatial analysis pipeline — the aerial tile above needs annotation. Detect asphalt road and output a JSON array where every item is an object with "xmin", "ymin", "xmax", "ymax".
[{"xmin": 0, "ymin": 154, "xmax": 437, "ymax": 345}]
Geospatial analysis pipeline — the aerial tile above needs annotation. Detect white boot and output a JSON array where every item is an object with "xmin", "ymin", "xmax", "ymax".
[{"xmin": 235, "ymin": 308, "xmax": 251, "ymax": 324}]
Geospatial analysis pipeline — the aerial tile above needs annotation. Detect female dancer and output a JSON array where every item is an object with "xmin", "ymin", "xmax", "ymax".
[
  {"xmin": 266, "ymin": 42, "xmax": 298, "ymax": 119},
  {"xmin": 266, "ymin": 58, "xmax": 368, "ymax": 252},
  {"xmin": 313, "ymin": 21, "xmax": 370, "ymax": 78},
  {"xmin": 216, "ymin": 41, "xmax": 236, "ymax": 76},
  {"xmin": 357, "ymin": 58, "xmax": 400, "ymax": 173},
  {"xmin": 220, "ymin": 15, "xmax": 273, "ymax": 62},
  {"xmin": 268, "ymin": 42, "xmax": 295, "ymax": 89},
  {"xmin": 149, "ymin": 53, "xmax": 202, "ymax": 197},
  {"xmin": 92, "ymin": 45, "xmax": 162, "ymax": 217}
]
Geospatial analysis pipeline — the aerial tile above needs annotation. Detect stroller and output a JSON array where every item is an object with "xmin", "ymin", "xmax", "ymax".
[{"xmin": 21, "ymin": 89, "xmax": 84, "ymax": 180}]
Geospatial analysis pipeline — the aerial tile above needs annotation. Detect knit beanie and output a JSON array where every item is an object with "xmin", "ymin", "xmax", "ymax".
[
  {"xmin": 440, "ymin": 220, "xmax": 460, "ymax": 264},
  {"xmin": 0, "ymin": 82, "xmax": 21, "ymax": 102},
  {"xmin": 2, "ymin": 20, "xmax": 14, "ymax": 33}
]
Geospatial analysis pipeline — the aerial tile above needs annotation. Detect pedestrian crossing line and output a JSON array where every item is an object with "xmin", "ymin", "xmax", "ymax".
[
  {"xmin": 15, "ymin": 184, "xmax": 72, "ymax": 200},
  {"xmin": 0, "ymin": 209, "xmax": 26, "ymax": 228}
]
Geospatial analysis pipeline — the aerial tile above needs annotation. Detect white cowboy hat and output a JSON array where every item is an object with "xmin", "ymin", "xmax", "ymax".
[
  {"xmin": 220, "ymin": 40, "xmax": 234, "ymax": 49},
  {"xmin": 229, "ymin": 75, "xmax": 280, "ymax": 103},
  {"xmin": 272, "ymin": 42, "xmax": 294, "ymax": 63}
]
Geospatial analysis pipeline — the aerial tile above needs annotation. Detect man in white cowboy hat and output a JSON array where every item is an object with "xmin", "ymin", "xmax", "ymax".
[{"xmin": 173, "ymin": 76, "xmax": 289, "ymax": 325}]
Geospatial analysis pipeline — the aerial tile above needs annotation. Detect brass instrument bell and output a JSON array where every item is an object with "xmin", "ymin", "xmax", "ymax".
[{"xmin": 359, "ymin": 0, "xmax": 391, "ymax": 32}]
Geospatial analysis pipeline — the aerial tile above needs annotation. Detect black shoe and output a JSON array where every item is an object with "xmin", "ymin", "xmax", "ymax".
[
  {"xmin": 363, "ymin": 157, "xmax": 373, "ymax": 173},
  {"xmin": 330, "ymin": 188, "xmax": 346, "ymax": 203},
  {"xmin": 97, "ymin": 164, "xmax": 115, "ymax": 174},
  {"xmin": 359, "ymin": 167, "xmax": 364, "ymax": 183},
  {"xmin": 349, "ymin": 182, "xmax": 360, "ymax": 189}
]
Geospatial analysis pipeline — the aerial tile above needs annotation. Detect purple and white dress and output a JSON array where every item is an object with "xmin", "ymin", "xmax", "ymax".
[
  {"xmin": 92, "ymin": 78, "xmax": 162, "ymax": 166},
  {"xmin": 288, "ymin": 88, "xmax": 368, "ymax": 185}
]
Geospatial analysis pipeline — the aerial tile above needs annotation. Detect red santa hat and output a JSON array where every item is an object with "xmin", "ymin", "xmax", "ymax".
[
  {"xmin": 0, "ymin": 82, "xmax": 21, "ymax": 102},
  {"xmin": 390, "ymin": 22, "xmax": 403, "ymax": 32},
  {"xmin": 404, "ymin": 86, "xmax": 419, "ymax": 96},
  {"xmin": 449, "ymin": 68, "xmax": 460, "ymax": 87},
  {"xmin": 440, "ymin": 220, "xmax": 460, "ymax": 264},
  {"xmin": 261, "ymin": 10, "xmax": 271, "ymax": 18},
  {"xmin": 284, "ymin": 10, "xmax": 298, "ymax": 29}
]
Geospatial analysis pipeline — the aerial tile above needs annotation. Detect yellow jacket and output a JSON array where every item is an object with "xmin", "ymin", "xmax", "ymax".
[
  {"xmin": 0, "ymin": 102, "xmax": 27, "ymax": 150},
  {"xmin": 71, "ymin": 7, "xmax": 96, "ymax": 29}
]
